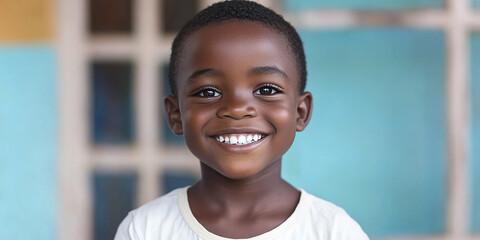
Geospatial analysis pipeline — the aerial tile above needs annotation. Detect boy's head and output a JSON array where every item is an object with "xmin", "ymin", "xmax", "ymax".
[
  {"xmin": 164, "ymin": 0, "xmax": 312, "ymax": 179},
  {"xmin": 168, "ymin": 0, "xmax": 306, "ymax": 96}
]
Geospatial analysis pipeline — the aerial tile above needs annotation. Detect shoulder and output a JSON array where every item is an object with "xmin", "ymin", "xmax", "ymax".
[
  {"xmin": 301, "ymin": 190, "xmax": 351, "ymax": 222},
  {"xmin": 131, "ymin": 187, "xmax": 183, "ymax": 218},
  {"xmin": 299, "ymin": 190, "xmax": 370, "ymax": 240},
  {"xmin": 114, "ymin": 187, "xmax": 187, "ymax": 240}
]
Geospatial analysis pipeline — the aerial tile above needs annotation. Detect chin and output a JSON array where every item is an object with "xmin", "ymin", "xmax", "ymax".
[
  {"xmin": 216, "ymin": 164, "xmax": 264, "ymax": 180},
  {"xmin": 219, "ymin": 170, "xmax": 257, "ymax": 180}
]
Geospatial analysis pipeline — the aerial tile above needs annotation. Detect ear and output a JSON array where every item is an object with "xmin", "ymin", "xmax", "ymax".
[
  {"xmin": 164, "ymin": 95, "xmax": 183, "ymax": 135},
  {"xmin": 296, "ymin": 91, "xmax": 313, "ymax": 132}
]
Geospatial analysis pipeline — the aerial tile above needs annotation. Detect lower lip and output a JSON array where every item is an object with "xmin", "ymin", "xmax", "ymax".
[{"xmin": 210, "ymin": 136, "xmax": 267, "ymax": 153}]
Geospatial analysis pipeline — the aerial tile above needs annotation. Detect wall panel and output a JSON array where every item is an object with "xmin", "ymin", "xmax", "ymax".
[
  {"xmin": 471, "ymin": 33, "xmax": 480, "ymax": 233},
  {"xmin": 283, "ymin": 0, "xmax": 444, "ymax": 11},
  {"xmin": 0, "ymin": 0, "xmax": 53, "ymax": 42},
  {"xmin": 0, "ymin": 47, "xmax": 57, "ymax": 239},
  {"xmin": 283, "ymin": 29, "xmax": 447, "ymax": 237}
]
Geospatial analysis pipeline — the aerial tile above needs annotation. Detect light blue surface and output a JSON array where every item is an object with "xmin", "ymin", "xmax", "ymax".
[
  {"xmin": 474, "ymin": 0, "xmax": 480, "ymax": 8},
  {"xmin": 283, "ymin": 29, "xmax": 446, "ymax": 237},
  {"xmin": 0, "ymin": 47, "xmax": 57, "ymax": 240},
  {"xmin": 471, "ymin": 34, "xmax": 480, "ymax": 233},
  {"xmin": 284, "ymin": 0, "xmax": 444, "ymax": 11}
]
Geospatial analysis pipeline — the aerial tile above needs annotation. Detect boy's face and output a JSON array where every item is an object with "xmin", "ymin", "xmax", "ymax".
[{"xmin": 165, "ymin": 20, "xmax": 312, "ymax": 180}]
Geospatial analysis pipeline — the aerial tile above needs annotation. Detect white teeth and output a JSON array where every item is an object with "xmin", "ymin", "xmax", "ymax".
[
  {"xmin": 214, "ymin": 133, "xmax": 264, "ymax": 145},
  {"xmin": 238, "ymin": 135, "xmax": 246, "ymax": 144}
]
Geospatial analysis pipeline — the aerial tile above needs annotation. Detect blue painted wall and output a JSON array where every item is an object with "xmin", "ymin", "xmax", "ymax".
[
  {"xmin": 283, "ymin": 29, "xmax": 446, "ymax": 237},
  {"xmin": 474, "ymin": 0, "xmax": 480, "ymax": 8},
  {"xmin": 472, "ymin": 34, "xmax": 480, "ymax": 233},
  {"xmin": 0, "ymin": 47, "xmax": 57, "ymax": 239},
  {"xmin": 283, "ymin": 0, "xmax": 444, "ymax": 11}
]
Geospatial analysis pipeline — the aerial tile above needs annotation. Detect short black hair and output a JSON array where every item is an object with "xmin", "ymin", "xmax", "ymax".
[{"xmin": 168, "ymin": 0, "xmax": 307, "ymax": 96}]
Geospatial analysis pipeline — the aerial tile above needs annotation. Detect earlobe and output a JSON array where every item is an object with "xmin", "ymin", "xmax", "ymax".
[
  {"xmin": 164, "ymin": 95, "xmax": 183, "ymax": 135},
  {"xmin": 296, "ymin": 92, "xmax": 313, "ymax": 132}
]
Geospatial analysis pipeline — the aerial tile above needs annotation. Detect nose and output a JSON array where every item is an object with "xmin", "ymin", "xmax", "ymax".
[{"xmin": 216, "ymin": 92, "xmax": 257, "ymax": 119}]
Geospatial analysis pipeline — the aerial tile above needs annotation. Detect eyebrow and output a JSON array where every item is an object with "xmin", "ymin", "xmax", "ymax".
[
  {"xmin": 187, "ymin": 68, "xmax": 222, "ymax": 83},
  {"xmin": 249, "ymin": 66, "xmax": 288, "ymax": 80},
  {"xmin": 186, "ymin": 66, "xmax": 289, "ymax": 83}
]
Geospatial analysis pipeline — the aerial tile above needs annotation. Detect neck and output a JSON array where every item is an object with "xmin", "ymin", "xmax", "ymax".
[
  {"xmin": 187, "ymin": 159, "xmax": 300, "ymax": 238},
  {"xmin": 189, "ymin": 159, "xmax": 297, "ymax": 212}
]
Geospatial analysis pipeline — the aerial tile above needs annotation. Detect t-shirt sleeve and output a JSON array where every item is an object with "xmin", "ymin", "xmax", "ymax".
[
  {"xmin": 114, "ymin": 212, "xmax": 140, "ymax": 240},
  {"xmin": 331, "ymin": 211, "xmax": 370, "ymax": 240}
]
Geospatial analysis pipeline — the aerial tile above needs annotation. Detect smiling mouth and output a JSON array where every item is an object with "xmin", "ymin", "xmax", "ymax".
[{"xmin": 214, "ymin": 133, "xmax": 265, "ymax": 145}]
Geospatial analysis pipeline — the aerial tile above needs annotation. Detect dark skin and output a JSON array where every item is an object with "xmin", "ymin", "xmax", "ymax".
[{"xmin": 164, "ymin": 20, "xmax": 313, "ymax": 238}]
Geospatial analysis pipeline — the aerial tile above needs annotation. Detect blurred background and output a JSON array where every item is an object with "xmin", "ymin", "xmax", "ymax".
[{"xmin": 0, "ymin": 0, "xmax": 479, "ymax": 239}]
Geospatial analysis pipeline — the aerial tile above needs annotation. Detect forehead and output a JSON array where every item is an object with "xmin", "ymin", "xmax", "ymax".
[
  {"xmin": 176, "ymin": 20, "xmax": 298, "ymax": 90},
  {"xmin": 187, "ymin": 20, "xmax": 286, "ymax": 47}
]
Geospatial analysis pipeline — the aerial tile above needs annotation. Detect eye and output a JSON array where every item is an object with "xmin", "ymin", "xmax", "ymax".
[
  {"xmin": 193, "ymin": 87, "xmax": 221, "ymax": 98},
  {"xmin": 254, "ymin": 84, "xmax": 282, "ymax": 95}
]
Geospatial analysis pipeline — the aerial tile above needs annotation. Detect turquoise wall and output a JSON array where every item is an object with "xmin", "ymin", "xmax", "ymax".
[
  {"xmin": 283, "ymin": 29, "xmax": 446, "ymax": 237},
  {"xmin": 474, "ymin": 0, "xmax": 480, "ymax": 7},
  {"xmin": 283, "ymin": 0, "xmax": 444, "ymax": 11},
  {"xmin": 472, "ymin": 34, "xmax": 480, "ymax": 233},
  {"xmin": 0, "ymin": 47, "xmax": 57, "ymax": 239}
]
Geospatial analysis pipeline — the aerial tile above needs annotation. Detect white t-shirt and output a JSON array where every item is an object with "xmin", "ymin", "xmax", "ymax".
[{"xmin": 115, "ymin": 187, "xmax": 369, "ymax": 240}]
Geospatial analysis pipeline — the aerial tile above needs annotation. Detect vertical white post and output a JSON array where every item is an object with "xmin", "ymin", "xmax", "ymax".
[
  {"xmin": 57, "ymin": 0, "xmax": 91, "ymax": 239},
  {"xmin": 136, "ymin": 0, "xmax": 161, "ymax": 205},
  {"xmin": 446, "ymin": 0, "xmax": 470, "ymax": 238}
]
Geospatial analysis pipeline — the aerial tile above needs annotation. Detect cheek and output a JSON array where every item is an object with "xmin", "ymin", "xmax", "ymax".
[
  {"xmin": 181, "ymin": 100, "xmax": 212, "ymax": 128},
  {"xmin": 181, "ymin": 105, "xmax": 214, "ymax": 152},
  {"xmin": 263, "ymin": 101, "xmax": 297, "ymax": 151}
]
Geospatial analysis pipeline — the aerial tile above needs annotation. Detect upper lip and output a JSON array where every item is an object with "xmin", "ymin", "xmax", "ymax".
[{"xmin": 209, "ymin": 128, "xmax": 269, "ymax": 137}]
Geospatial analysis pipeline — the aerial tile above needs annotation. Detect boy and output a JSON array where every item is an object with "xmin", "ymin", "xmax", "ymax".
[{"xmin": 115, "ymin": 1, "xmax": 369, "ymax": 239}]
